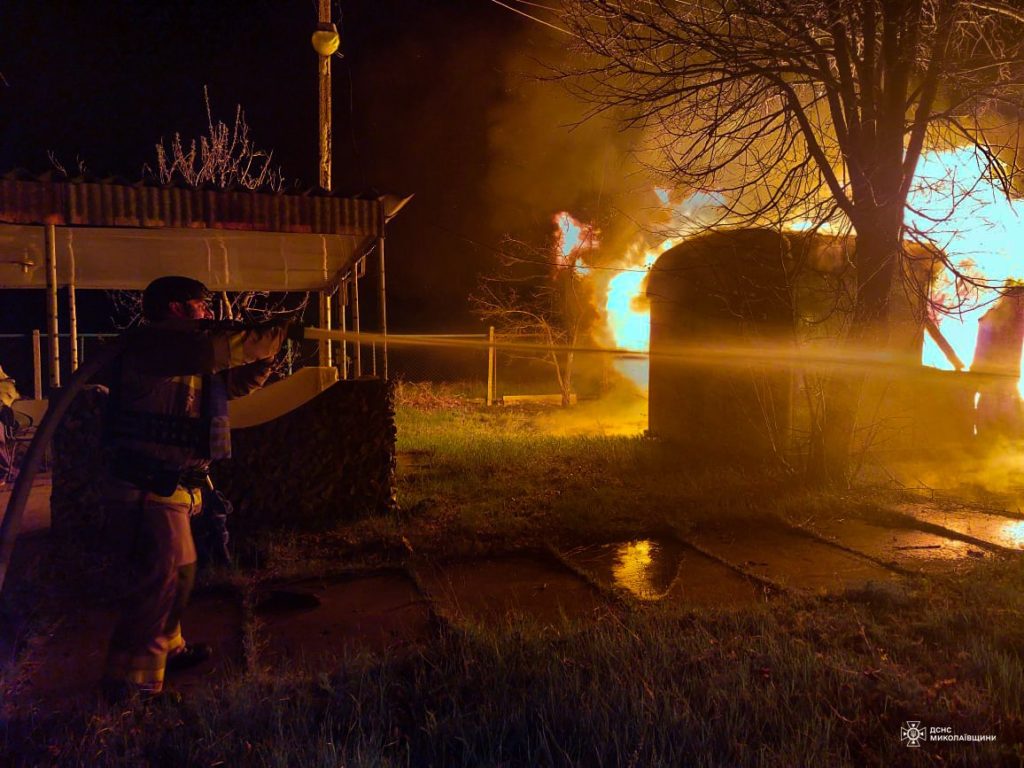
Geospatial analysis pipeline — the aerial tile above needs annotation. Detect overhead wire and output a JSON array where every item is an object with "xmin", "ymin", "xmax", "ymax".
[{"xmin": 485, "ymin": 0, "xmax": 576, "ymax": 36}]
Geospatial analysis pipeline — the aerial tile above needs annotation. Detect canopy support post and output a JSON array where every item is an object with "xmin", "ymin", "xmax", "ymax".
[
  {"xmin": 68, "ymin": 243, "xmax": 78, "ymax": 372},
  {"xmin": 45, "ymin": 223, "xmax": 60, "ymax": 389}
]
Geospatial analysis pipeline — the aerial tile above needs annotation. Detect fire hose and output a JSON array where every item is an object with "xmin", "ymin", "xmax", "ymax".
[
  {"xmin": 0, "ymin": 336, "xmax": 127, "ymax": 596},
  {"xmin": 1, "ymin": 324, "xmax": 1009, "ymax": 595}
]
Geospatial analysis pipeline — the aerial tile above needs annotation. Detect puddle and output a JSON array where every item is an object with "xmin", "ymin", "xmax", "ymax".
[
  {"xmin": 564, "ymin": 539, "xmax": 681, "ymax": 600},
  {"xmin": 168, "ymin": 589, "xmax": 244, "ymax": 693},
  {"xmin": 255, "ymin": 571, "xmax": 431, "ymax": 665},
  {"xmin": 808, "ymin": 518, "xmax": 983, "ymax": 570},
  {"xmin": 897, "ymin": 503, "xmax": 1024, "ymax": 552},
  {"xmin": 563, "ymin": 539, "xmax": 762, "ymax": 606},
  {"xmin": 418, "ymin": 555, "xmax": 604, "ymax": 627},
  {"xmin": 684, "ymin": 522, "xmax": 899, "ymax": 593},
  {"xmin": 8, "ymin": 606, "xmax": 118, "ymax": 705}
]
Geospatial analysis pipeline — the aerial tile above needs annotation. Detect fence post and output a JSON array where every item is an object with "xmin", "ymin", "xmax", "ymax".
[
  {"xmin": 338, "ymin": 274, "xmax": 348, "ymax": 380},
  {"xmin": 318, "ymin": 291, "xmax": 333, "ymax": 368},
  {"xmin": 487, "ymin": 326, "xmax": 496, "ymax": 406},
  {"xmin": 32, "ymin": 330, "xmax": 42, "ymax": 400},
  {"xmin": 353, "ymin": 258, "xmax": 363, "ymax": 377}
]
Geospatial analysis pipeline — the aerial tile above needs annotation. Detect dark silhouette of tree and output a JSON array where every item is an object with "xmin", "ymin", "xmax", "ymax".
[{"xmin": 562, "ymin": 0, "xmax": 1024, "ymax": 481}]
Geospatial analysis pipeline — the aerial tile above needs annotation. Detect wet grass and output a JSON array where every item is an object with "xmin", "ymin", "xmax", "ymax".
[
  {"xmin": 5, "ymin": 577, "xmax": 1023, "ymax": 766},
  {"xmin": 392, "ymin": 391, "xmax": 794, "ymax": 552},
  {"xmin": 4, "ymin": 389, "xmax": 1024, "ymax": 766}
]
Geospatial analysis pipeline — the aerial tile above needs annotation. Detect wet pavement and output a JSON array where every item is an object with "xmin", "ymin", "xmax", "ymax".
[
  {"xmin": 895, "ymin": 503, "xmax": 1024, "ymax": 552},
  {"xmin": 255, "ymin": 571, "xmax": 433, "ymax": 667},
  {"xmin": 683, "ymin": 521, "xmax": 901, "ymax": 593},
  {"xmin": 0, "ymin": 472, "xmax": 52, "ymax": 535},
  {"xmin": 3, "ymin": 472, "xmax": 1023, "ymax": 709},
  {"xmin": 562, "ymin": 538, "xmax": 764, "ymax": 606},
  {"xmin": 168, "ymin": 588, "xmax": 245, "ymax": 694},
  {"xmin": 3, "ymin": 589, "xmax": 243, "ymax": 707},
  {"xmin": 416, "ymin": 555, "xmax": 604, "ymax": 627},
  {"xmin": 805, "ymin": 516, "xmax": 986, "ymax": 571}
]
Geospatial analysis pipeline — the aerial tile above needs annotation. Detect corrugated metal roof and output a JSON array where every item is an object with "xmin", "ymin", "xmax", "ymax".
[{"xmin": 0, "ymin": 175, "xmax": 383, "ymax": 236}]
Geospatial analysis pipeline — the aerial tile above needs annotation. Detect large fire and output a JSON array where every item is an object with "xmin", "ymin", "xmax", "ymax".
[
  {"xmin": 912, "ymin": 147, "xmax": 1024, "ymax": 393},
  {"xmin": 554, "ymin": 192, "xmax": 722, "ymax": 390},
  {"xmin": 557, "ymin": 148, "xmax": 1024, "ymax": 395},
  {"xmin": 553, "ymin": 212, "xmax": 675, "ymax": 390}
]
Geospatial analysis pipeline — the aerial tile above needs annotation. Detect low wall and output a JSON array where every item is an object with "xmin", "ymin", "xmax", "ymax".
[
  {"xmin": 50, "ymin": 378, "xmax": 396, "ymax": 580},
  {"xmin": 212, "ymin": 378, "xmax": 397, "ymax": 537}
]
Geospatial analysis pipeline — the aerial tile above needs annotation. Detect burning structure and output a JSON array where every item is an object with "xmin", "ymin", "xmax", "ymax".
[
  {"xmin": 645, "ymin": 229, "xmax": 930, "ymax": 462},
  {"xmin": 539, "ymin": 146, "xmax": 1024, "ymax": 465}
]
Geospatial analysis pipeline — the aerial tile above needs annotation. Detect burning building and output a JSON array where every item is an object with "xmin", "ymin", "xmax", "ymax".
[
  {"xmin": 644, "ymin": 227, "xmax": 1024, "ymax": 464},
  {"xmin": 551, "ymin": 147, "xmax": 1024, "ymax": 463}
]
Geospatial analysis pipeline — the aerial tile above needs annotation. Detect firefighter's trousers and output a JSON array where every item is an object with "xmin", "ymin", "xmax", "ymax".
[{"xmin": 103, "ymin": 481, "xmax": 202, "ymax": 694}]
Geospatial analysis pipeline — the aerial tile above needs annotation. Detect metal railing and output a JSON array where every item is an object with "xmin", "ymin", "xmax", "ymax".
[{"xmin": 0, "ymin": 332, "xmax": 119, "ymax": 399}]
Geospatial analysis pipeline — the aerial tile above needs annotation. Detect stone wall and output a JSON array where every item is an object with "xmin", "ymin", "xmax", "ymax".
[
  {"xmin": 212, "ymin": 378, "xmax": 397, "ymax": 537},
  {"xmin": 51, "ymin": 378, "xmax": 396, "ymax": 571},
  {"xmin": 50, "ymin": 385, "xmax": 114, "ymax": 588}
]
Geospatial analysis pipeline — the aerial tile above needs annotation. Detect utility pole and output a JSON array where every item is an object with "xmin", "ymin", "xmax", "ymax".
[{"xmin": 312, "ymin": 1, "xmax": 340, "ymax": 368}]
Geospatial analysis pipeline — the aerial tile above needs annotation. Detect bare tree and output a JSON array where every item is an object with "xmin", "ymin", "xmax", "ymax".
[
  {"xmin": 472, "ymin": 237, "xmax": 597, "ymax": 406},
  {"xmin": 152, "ymin": 86, "xmax": 283, "ymax": 192},
  {"xmin": 562, "ymin": 0, "xmax": 1024, "ymax": 481},
  {"xmin": 137, "ymin": 90, "xmax": 304, "ymax": 372}
]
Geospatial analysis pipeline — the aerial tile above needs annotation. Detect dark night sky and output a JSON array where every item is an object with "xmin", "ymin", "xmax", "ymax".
[{"xmin": 0, "ymin": 1, "xmax": 654, "ymax": 336}]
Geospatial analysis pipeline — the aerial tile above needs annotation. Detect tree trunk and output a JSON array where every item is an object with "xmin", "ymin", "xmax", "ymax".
[{"xmin": 807, "ymin": 207, "xmax": 902, "ymax": 485}]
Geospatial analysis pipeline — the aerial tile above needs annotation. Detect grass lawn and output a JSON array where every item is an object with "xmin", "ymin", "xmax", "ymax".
[{"xmin": 3, "ymin": 383, "xmax": 1023, "ymax": 766}]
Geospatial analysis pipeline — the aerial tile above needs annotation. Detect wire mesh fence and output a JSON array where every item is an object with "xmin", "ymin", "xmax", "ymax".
[
  {"xmin": 385, "ymin": 331, "xmax": 634, "ymax": 403},
  {"xmin": 385, "ymin": 334, "xmax": 491, "ymax": 400}
]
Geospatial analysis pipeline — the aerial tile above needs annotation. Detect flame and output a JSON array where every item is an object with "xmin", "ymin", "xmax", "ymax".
[
  {"xmin": 913, "ymin": 147, "xmax": 1024, "ymax": 394},
  {"xmin": 597, "ymin": 192, "xmax": 725, "ymax": 390},
  {"xmin": 605, "ymin": 248, "xmax": 660, "ymax": 352},
  {"xmin": 559, "ymin": 151, "xmax": 1024, "ymax": 399},
  {"xmin": 554, "ymin": 211, "xmax": 597, "ymax": 267}
]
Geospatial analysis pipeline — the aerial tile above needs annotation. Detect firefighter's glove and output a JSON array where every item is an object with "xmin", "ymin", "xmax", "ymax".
[{"xmin": 285, "ymin": 316, "xmax": 308, "ymax": 343}]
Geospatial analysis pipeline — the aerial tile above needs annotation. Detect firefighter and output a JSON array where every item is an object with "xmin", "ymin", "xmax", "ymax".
[
  {"xmin": 972, "ymin": 286, "xmax": 1024, "ymax": 442},
  {"xmin": 100, "ymin": 276, "xmax": 302, "ymax": 701}
]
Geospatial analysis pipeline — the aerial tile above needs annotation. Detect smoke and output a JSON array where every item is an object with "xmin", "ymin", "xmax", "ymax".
[
  {"xmin": 528, "ymin": 377, "xmax": 648, "ymax": 437},
  {"xmin": 888, "ymin": 438, "xmax": 1024, "ymax": 503},
  {"xmin": 484, "ymin": 32, "xmax": 665, "ymax": 260}
]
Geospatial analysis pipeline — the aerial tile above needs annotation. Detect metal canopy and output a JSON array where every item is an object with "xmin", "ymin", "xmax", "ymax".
[
  {"xmin": 0, "ymin": 224, "xmax": 369, "ymax": 290},
  {"xmin": 0, "ymin": 177, "xmax": 397, "ymax": 291}
]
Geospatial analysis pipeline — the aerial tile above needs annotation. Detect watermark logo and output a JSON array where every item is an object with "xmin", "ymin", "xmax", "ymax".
[
  {"xmin": 901, "ymin": 721, "xmax": 927, "ymax": 748},
  {"xmin": 900, "ymin": 722, "xmax": 997, "ymax": 747}
]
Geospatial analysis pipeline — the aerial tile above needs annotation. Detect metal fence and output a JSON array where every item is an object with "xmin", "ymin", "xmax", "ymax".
[
  {"xmin": 0, "ymin": 328, "xmax": 625, "ymax": 404},
  {"xmin": 0, "ymin": 332, "xmax": 119, "ymax": 400},
  {"xmin": 385, "ymin": 330, "xmax": 623, "ymax": 403}
]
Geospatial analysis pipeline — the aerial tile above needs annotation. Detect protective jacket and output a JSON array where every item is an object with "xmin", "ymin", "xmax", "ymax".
[{"xmin": 105, "ymin": 318, "xmax": 288, "ymax": 492}]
